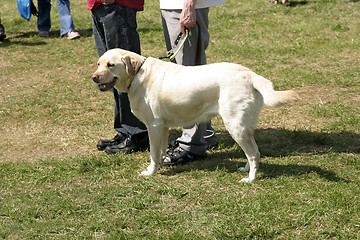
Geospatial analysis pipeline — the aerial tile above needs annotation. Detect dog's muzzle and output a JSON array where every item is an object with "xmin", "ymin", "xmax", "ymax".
[{"xmin": 92, "ymin": 74, "xmax": 117, "ymax": 92}]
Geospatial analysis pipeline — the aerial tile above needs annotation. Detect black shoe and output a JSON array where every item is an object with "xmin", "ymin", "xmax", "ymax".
[
  {"xmin": 0, "ymin": 24, "xmax": 6, "ymax": 41},
  {"xmin": 104, "ymin": 134, "xmax": 149, "ymax": 154},
  {"xmin": 97, "ymin": 133, "xmax": 126, "ymax": 151},
  {"xmin": 163, "ymin": 141, "xmax": 206, "ymax": 166}
]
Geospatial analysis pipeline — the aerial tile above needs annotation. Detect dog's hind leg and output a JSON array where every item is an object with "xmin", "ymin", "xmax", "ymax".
[
  {"xmin": 227, "ymin": 124, "xmax": 260, "ymax": 183},
  {"xmin": 238, "ymin": 130, "xmax": 260, "ymax": 183},
  {"xmin": 220, "ymin": 104, "xmax": 261, "ymax": 183},
  {"xmin": 141, "ymin": 125, "xmax": 169, "ymax": 176}
]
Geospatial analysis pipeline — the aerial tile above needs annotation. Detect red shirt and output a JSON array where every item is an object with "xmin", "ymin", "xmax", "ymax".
[{"xmin": 87, "ymin": 0, "xmax": 144, "ymax": 11}]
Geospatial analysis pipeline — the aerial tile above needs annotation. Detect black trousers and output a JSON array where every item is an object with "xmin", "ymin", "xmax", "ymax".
[{"xmin": 92, "ymin": 3, "xmax": 147, "ymax": 137}]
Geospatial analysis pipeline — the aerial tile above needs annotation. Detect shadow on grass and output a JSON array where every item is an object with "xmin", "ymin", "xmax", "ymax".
[
  {"xmin": 0, "ymin": 34, "xmax": 47, "ymax": 47},
  {"xmin": 163, "ymin": 159, "xmax": 348, "ymax": 182},
  {"xmin": 256, "ymin": 128, "xmax": 359, "ymax": 156},
  {"xmin": 268, "ymin": 0, "xmax": 308, "ymax": 7},
  {"xmin": 259, "ymin": 162, "xmax": 350, "ymax": 182},
  {"xmin": 162, "ymin": 128, "xmax": 358, "ymax": 182},
  {"xmin": 214, "ymin": 128, "xmax": 359, "ymax": 157},
  {"xmin": 288, "ymin": 1, "xmax": 309, "ymax": 7},
  {"xmin": 0, "ymin": 28, "xmax": 93, "ymax": 47}
]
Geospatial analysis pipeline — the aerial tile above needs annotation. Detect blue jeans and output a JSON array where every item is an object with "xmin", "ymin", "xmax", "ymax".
[
  {"xmin": 37, "ymin": 0, "xmax": 51, "ymax": 31},
  {"xmin": 37, "ymin": 0, "xmax": 76, "ymax": 35},
  {"xmin": 57, "ymin": 0, "xmax": 76, "ymax": 36},
  {"xmin": 92, "ymin": 4, "xmax": 147, "ymax": 137}
]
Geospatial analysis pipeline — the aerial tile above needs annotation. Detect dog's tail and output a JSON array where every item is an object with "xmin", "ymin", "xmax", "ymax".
[{"xmin": 252, "ymin": 74, "xmax": 300, "ymax": 108}]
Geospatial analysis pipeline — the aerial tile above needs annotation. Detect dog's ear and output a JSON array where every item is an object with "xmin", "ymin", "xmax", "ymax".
[{"xmin": 121, "ymin": 54, "xmax": 145, "ymax": 78}]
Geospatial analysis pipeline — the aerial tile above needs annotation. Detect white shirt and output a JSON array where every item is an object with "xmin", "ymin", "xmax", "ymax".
[{"xmin": 160, "ymin": 0, "xmax": 225, "ymax": 9}]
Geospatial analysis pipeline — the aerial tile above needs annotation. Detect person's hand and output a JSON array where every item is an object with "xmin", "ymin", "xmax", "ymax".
[
  {"xmin": 101, "ymin": 0, "xmax": 115, "ymax": 4},
  {"xmin": 180, "ymin": 0, "xmax": 197, "ymax": 33}
]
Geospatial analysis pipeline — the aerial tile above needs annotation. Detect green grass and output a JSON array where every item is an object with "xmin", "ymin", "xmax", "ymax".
[
  {"xmin": 0, "ymin": 0, "xmax": 359, "ymax": 239},
  {"xmin": 1, "ymin": 153, "xmax": 359, "ymax": 239}
]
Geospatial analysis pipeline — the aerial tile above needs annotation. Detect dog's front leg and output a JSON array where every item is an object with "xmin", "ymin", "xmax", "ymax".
[{"xmin": 140, "ymin": 125, "xmax": 169, "ymax": 176}]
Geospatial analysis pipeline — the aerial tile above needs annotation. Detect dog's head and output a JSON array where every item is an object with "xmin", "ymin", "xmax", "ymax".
[{"xmin": 92, "ymin": 49, "xmax": 146, "ymax": 92}]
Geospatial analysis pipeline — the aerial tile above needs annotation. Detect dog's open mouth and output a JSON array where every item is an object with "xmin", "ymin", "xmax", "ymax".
[{"xmin": 98, "ymin": 77, "xmax": 117, "ymax": 91}]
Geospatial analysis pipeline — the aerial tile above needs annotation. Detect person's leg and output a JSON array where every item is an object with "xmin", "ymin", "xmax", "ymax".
[
  {"xmin": 100, "ymin": 4, "xmax": 146, "ymax": 134},
  {"xmin": 161, "ymin": 9, "xmax": 217, "ymax": 159},
  {"xmin": 37, "ymin": 0, "xmax": 51, "ymax": 32},
  {"xmin": 204, "ymin": 121, "xmax": 218, "ymax": 148},
  {"xmin": 92, "ymin": 12, "xmax": 107, "ymax": 57},
  {"xmin": 115, "ymin": 89, "xmax": 147, "ymax": 136},
  {"xmin": 0, "ymin": 17, "xmax": 6, "ymax": 41},
  {"xmin": 92, "ymin": 4, "xmax": 147, "ymax": 153},
  {"xmin": 195, "ymin": 8, "xmax": 218, "ymax": 149},
  {"xmin": 56, "ymin": 0, "xmax": 77, "ymax": 37}
]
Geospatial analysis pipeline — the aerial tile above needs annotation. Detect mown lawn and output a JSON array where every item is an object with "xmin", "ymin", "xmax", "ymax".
[{"xmin": 0, "ymin": 0, "xmax": 359, "ymax": 239}]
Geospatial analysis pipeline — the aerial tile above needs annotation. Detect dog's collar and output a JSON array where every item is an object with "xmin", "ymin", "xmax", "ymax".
[
  {"xmin": 136, "ymin": 58, "xmax": 146, "ymax": 74},
  {"xmin": 127, "ymin": 79, "xmax": 132, "ymax": 91},
  {"xmin": 127, "ymin": 57, "xmax": 146, "ymax": 90}
]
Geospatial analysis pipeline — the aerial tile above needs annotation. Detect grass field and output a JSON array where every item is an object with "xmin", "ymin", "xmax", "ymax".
[{"xmin": 0, "ymin": 0, "xmax": 359, "ymax": 239}]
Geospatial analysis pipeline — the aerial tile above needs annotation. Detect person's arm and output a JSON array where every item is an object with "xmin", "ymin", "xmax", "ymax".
[{"xmin": 180, "ymin": 0, "xmax": 197, "ymax": 33}]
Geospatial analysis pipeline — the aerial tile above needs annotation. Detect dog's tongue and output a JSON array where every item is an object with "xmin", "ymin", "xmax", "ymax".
[
  {"xmin": 98, "ymin": 83, "xmax": 109, "ymax": 91},
  {"xmin": 97, "ymin": 78, "xmax": 116, "ymax": 92},
  {"xmin": 98, "ymin": 84, "xmax": 105, "ymax": 90}
]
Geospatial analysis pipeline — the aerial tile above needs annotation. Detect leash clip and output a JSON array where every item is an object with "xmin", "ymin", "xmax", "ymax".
[{"xmin": 158, "ymin": 28, "xmax": 189, "ymax": 61}]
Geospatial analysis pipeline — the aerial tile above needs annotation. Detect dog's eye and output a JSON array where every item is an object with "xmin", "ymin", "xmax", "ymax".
[{"xmin": 107, "ymin": 63, "xmax": 115, "ymax": 67}]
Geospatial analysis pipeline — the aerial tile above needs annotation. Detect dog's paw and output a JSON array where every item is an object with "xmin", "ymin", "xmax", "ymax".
[
  {"xmin": 240, "ymin": 177, "xmax": 252, "ymax": 183},
  {"xmin": 238, "ymin": 167, "xmax": 249, "ymax": 172},
  {"xmin": 140, "ymin": 170, "xmax": 153, "ymax": 176},
  {"xmin": 140, "ymin": 164, "xmax": 158, "ymax": 176}
]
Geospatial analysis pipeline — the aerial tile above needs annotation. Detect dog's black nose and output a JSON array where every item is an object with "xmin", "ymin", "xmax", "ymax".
[{"xmin": 92, "ymin": 74, "xmax": 99, "ymax": 83}]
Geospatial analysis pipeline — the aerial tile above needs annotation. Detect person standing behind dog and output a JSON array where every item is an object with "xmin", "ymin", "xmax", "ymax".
[
  {"xmin": 87, "ymin": 0, "xmax": 149, "ymax": 154},
  {"xmin": 0, "ymin": 17, "xmax": 6, "ymax": 41},
  {"xmin": 38, "ymin": 0, "xmax": 81, "ymax": 39},
  {"xmin": 160, "ymin": 0, "xmax": 224, "ymax": 166}
]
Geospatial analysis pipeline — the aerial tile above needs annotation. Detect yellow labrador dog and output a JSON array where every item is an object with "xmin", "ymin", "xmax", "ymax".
[{"xmin": 92, "ymin": 49, "xmax": 300, "ymax": 182}]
